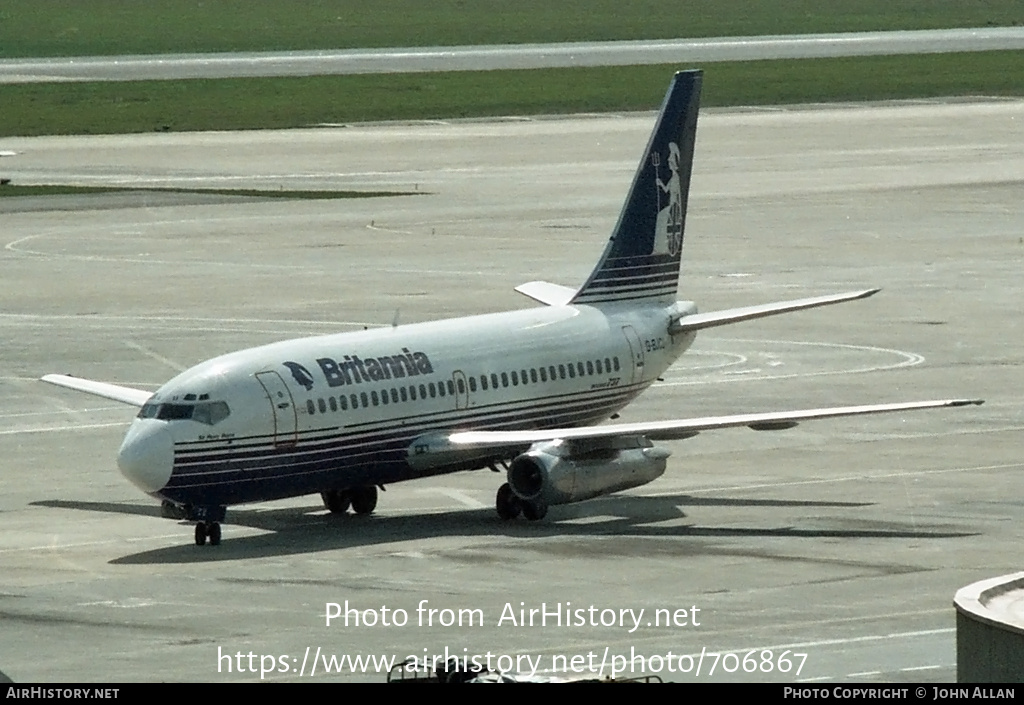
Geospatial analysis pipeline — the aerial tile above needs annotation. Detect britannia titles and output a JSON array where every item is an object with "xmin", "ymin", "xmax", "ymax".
[{"xmin": 315, "ymin": 348, "xmax": 434, "ymax": 388}]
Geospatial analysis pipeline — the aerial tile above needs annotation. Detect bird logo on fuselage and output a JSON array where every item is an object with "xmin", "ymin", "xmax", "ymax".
[{"xmin": 283, "ymin": 362, "xmax": 315, "ymax": 391}]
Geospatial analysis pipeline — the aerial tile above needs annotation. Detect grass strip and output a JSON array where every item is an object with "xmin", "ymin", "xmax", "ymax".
[
  {"xmin": 0, "ymin": 185, "xmax": 416, "ymax": 199},
  {"xmin": 2, "ymin": 0, "xmax": 1021, "ymax": 58},
  {"xmin": 1, "ymin": 52, "xmax": 1022, "ymax": 137}
]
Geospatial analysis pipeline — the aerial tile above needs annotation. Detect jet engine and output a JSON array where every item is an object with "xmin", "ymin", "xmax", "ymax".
[{"xmin": 507, "ymin": 438, "xmax": 671, "ymax": 508}]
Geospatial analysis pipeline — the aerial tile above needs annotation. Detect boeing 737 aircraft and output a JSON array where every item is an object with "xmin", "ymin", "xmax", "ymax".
[{"xmin": 42, "ymin": 70, "xmax": 981, "ymax": 546}]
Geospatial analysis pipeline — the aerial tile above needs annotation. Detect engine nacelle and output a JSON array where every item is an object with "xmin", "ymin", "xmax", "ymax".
[{"xmin": 507, "ymin": 439, "xmax": 671, "ymax": 507}]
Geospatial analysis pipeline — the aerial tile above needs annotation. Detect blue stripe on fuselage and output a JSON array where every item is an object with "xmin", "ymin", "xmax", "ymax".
[{"xmin": 159, "ymin": 383, "xmax": 646, "ymax": 506}]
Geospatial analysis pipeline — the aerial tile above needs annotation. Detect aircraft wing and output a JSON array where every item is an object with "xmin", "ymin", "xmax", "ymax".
[
  {"xmin": 448, "ymin": 399, "xmax": 983, "ymax": 446},
  {"xmin": 40, "ymin": 374, "xmax": 152, "ymax": 407},
  {"xmin": 669, "ymin": 289, "xmax": 880, "ymax": 334}
]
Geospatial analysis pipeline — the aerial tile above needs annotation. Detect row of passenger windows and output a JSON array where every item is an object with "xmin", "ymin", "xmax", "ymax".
[{"xmin": 306, "ymin": 356, "xmax": 621, "ymax": 416}]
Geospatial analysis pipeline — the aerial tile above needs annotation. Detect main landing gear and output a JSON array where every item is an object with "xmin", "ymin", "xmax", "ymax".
[
  {"xmin": 495, "ymin": 483, "xmax": 547, "ymax": 521},
  {"xmin": 321, "ymin": 486, "xmax": 378, "ymax": 516}
]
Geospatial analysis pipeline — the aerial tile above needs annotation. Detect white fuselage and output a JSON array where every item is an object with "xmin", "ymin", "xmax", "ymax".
[{"xmin": 117, "ymin": 300, "xmax": 697, "ymax": 509}]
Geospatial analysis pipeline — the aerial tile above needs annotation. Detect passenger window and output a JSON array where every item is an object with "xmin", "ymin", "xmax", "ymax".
[
  {"xmin": 539, "ymin": 367, "xmax": 547, "ymax": 382},
  {"xmin": 437, "ymin": 381, "xmax": 445, "ymax": 397},
  {"xmin": 459, "ymin": 378, "xmax": 467, "ymax": 394},
  {"xmin": 577, "ymin": 362, "xmax": 586, "ymax": 377},
  {"xmin": 419, "ymin": 384, "xmax": 427, "ymax": 399},
  {"xmin": 530, "ymin": 369, "xmax": 538, "ymax": 383},
  {"xmin": 410, "ymin": 385, "xmax": 417, "ymax": 401},
  {"xmin": 447, "ymin": 380, "xmax": 455, "ymax": 395},
  {"xmin": 501, "ymin": 372, "xmax": 509, "ymax": 388},
  {"xmin": 491, "ymin": 373, "xmax": 499, "ymax": 389},
  {"xmin": 351, "ymin": 394, "xmax": 359, "ymax": 409},
  {"xmin": 595, "ymin": 359, "xmax": 603, "ymax": 374},
  {"xmin": 306, "ymin": 400, "xmax": 315, "ymax": 415},
  {"xmin": 586, "ymin": 361, "xmax": 594, "ymax": 376},
  {"xmin": 400, "ymin": 387, "xmax": 408, "ymax": 402},
  {"xmin": 520, "ymin": 370, "xmax": 528, "ymax": 383},
  {"xmin": 605, "ymin": 357, "xmax": 612, "ymax": 372},
  {"xmin": 429, "ymin": 383, "xmax": 436, "ymax": 398},
  {"xmin": 558, "ymin": 365, "xmax": 566, "ymax": 379},
  {"xmin": 371, "ymin": 391, "xmax": 379, "ymax": 406},
  {"xmin": 391, "ymin": 388, "xmax": 399, "ymax": 403},
  {"xmin": 329, "ymin": 397, "xmax": 337, "ymax": 412},
  {"xmin": 567, "ymin": 364, "xmax": 575, "ymax": 378},
  {"xmin": 511, "ymin": 371, "xmax": 519, "ymax": 386},
  {"xmin": 340, "ymin": 396, "xmax": 348, "ymax": 410},
  {"xmin": 613, "ymin": 357, "xmax": 621, "ymax": 371},
  {"xmin": 360, "ymin": 392, "xmax": 369, "ymax": 407},
  {"xmin": 380, "ymin": 390, "xmax": 389, "ymax": 405},
  {"xmin": 480, "ymin": 375, "xmax": 488, "ymax": 391}
]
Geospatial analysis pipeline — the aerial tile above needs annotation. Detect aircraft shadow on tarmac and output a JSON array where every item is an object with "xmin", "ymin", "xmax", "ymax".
[
  {"xmin": 32, "ymin": 494, "xmax": 976, "ymax": 565},
  {"xmin": 35, "ymin": 499, "xmax": 163, "ymax": 518}
]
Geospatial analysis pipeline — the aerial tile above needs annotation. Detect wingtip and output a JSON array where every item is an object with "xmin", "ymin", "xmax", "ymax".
[{"xmin": 950, "ymin": 399, "xmax": 985, "ymax": 407}]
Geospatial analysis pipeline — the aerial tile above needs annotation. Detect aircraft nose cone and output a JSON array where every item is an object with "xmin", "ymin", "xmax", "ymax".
[{"xmin": 117, "ymin": 420, "xmax": 173, "ymax": 493}]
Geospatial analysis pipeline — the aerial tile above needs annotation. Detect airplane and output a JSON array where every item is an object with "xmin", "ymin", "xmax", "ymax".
[{"xmin": 41, "ymin": 70, "xmax": 981, "ymax": 546}]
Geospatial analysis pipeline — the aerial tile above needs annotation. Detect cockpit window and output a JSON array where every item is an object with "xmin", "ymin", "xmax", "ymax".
[
  {"xmin": 137, "ymin": 401, "xmax": 231, "ymax": 426},
  {"xmin": 158, "ymin": 404, "xmax": 195, "ymax": 421}
]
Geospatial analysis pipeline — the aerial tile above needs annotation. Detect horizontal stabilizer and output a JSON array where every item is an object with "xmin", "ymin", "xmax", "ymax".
[
  {"xmin": 41, "ymin": 374, "xmax": 152, "ymax": 407},
  {"xmin": 449, "ymin": 398, "xmax": 983, "ymax": 446},
  {"xmin": 669, "ymin": 289, "xmax": 880, "ymax": 334},
  {"xmin": 515, "ymin": 281, "xmax": 577, "ymax": 306}
]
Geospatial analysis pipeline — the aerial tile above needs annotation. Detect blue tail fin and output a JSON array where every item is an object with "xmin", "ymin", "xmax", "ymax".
[{"xmin": 571, "ymin": 70, "xmax": 702, "ymax": 306}]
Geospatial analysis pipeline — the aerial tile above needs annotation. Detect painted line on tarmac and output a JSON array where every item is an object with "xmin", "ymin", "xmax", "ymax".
[
  {"xmin": 427, "ymin": 488, "xmax": 489, "ymax": 509},
  {"xmin": 0, "ymin": 421, "xmax": 129, "ymax": 436},
  {"xmin": 654, "ymin": 338, "xmax": 924, "ymax": 387},
  {"xmin": 658, "ymin": 462, "xmax": 1023, "ymax": 497},
  {"xmin": 124, "ymin": 340, "xmax": 187, "ymax": 372}
]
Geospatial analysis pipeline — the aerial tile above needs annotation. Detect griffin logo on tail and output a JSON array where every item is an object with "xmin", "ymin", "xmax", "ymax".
[{"xmin": 653, "ymin": 142, "xmax": 683, "ymax": 256}]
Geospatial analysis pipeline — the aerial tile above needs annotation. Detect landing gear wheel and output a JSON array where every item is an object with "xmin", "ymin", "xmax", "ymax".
[
  {"xmin": 495, "ymin": 483, "xmax": 521, "ymax": 520},
  {"xmin": 350, "ymin": 486, "xmax": 378, "ymax": 515},
  {"xmin": 194, "ymin": 522, "xmax": 222, "ymax": 546},
  {"xmin": 321, "ymin": 489, "xmax": 351, "ymax": 514},
  {"xmin": 208, "ymin": 522, "xmax": 221, "ymax": 546},
  {"xmin": 521, "ymin": 500, "xmax": 548, "ymax": 521}
]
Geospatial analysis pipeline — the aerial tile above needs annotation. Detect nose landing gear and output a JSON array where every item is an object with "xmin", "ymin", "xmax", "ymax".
[
  {"xmin": 184, "ymin": 505, "xmax": 227, "ymax": 547},
  {"xmin": 194, "ymin": 521, "xmax": 221, "ymax": 546}
]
